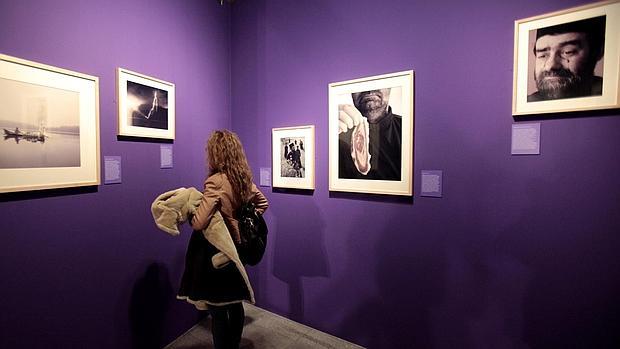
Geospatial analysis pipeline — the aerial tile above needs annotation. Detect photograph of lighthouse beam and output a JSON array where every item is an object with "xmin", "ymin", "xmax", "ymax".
[
  {"xmin": 127, "ymin": 81, "xmax": 168, "ymax": 130},
  {"xmin": 117, "ymin": 68, "xmax": 175, "ymax": 140}
]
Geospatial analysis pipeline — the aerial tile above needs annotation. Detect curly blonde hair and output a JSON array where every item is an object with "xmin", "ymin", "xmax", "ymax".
[{"xmin": 207, "ymin": 130, "xmax": 253, "ymax": 202}]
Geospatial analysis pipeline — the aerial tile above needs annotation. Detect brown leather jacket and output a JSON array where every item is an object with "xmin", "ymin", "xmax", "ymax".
[{"xmin": 191, "ymin": 172, "xmax": 269, "ymax": 243}]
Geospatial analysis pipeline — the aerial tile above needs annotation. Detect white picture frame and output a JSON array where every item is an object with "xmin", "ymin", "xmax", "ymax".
[
  {"xmin": 512, "ymin": 0, "xmax": 620, "ymax": 115},
  {"xmin": 271, "ymin": 125, "xmax": 315, "ymax": 190},
  {"xmin": 117, "ymin": 67, "xmax": 175, "ymax": 139},
  {"xmin": 328, "ymin": 70, "xmax": 414, "ymax": 196},
  {"xmin": 0, "ymin": 53, "xmax": 100, "ymax": 193}
]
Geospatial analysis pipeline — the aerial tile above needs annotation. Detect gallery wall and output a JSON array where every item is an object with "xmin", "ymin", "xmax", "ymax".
[
  {"xmin": 1, "ymin": 0, "xmax": 619, "ymax": 348},
  {"xmin": 0, "ymin": 0, "xmax": 231, "ymax": 347},
  {"xmin": 231, "ymin": 0, "xmax": 620, "ymax": 348}
]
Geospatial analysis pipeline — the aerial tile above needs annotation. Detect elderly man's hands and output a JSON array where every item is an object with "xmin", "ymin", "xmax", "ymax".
[{"xmin": 338, "ymin": 104, "xmax": 364, "ymax": 134}]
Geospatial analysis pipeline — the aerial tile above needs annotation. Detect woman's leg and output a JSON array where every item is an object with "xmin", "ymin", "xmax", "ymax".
[
  {"xmin": 228, "ymin": 302, "xmax": 245, "ymax": 347},
  {"xmin": 209, "ymin": 303, "xmax": 245, "ymax": 349},
  {"xmin": 209, "ymin": 305, "xmax": 231, "ymax": 349}
]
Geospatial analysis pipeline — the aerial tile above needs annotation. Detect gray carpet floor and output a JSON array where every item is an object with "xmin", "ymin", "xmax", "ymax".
[{"xmin": 165, "ymin": 303, "xmax": 365, "ymax": 349}]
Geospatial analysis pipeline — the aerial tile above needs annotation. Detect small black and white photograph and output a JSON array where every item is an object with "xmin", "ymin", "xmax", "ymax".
[
  {"xmin": 117, "ymin": 68, "xmax": 175, "ymax": 139},
  {"xmin": 126, "ymin": 80, "xmax": 169, "ymax": 130},
  {"xmin": 280, "ymin": 136, "xmax": 306, "ymax": 178},
  {"xmin": 272, "ymin": 125, "xmax": 315, "ymax": 190},
  {"xmin": 0, "ymin": 77, "xmax": 81, "ymax": 169}
]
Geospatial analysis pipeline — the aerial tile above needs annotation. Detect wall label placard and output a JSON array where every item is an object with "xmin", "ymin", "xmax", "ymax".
[
  {"xmin": 420, "ymin": 170, "xmax": 442, "ymax": 197},
  {"xmin": 260, "ymin": 167, "xmax": 271, "ymax": 187},
  {"xmin": 160, "ymin": 144, "xmax": 173, "ymax": 168},
  {"xmin": 104, "ymin": 156, "xmax": 122, "ymax": 184},
  {"xmin": 511, "ymin": 123, "xmax": 540, "ymax": 155}
]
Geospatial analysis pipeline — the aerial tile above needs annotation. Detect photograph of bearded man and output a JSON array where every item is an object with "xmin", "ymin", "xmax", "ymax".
[
  {"xmin": 337, "ymin": 88, "xmax": 402, "ymax": 180},
  {"xmin": 527, "ymin": 16, "xmax": 606, "ymax": 102}
]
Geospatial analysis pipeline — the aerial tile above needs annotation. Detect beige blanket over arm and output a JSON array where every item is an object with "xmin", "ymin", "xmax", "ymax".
[{"xmin": 151, "ymin": 187, "xmax": 202, "ymax": 236}]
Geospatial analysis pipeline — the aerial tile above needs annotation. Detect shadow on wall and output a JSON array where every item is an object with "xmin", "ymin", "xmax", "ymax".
[
  {"xmin": 336, "ymin": 221, "xmax": 447, "ymax": 349},
  {"xmin": 517, "ymin": 180, "xmax": 620, "ymax": 348},
  {"xmin": 272, "ymin": 198, "xmax": 330, "ymax": 322},
  {"xmin": 129, "ymin": 262, "xmax": 174, "ymax": 349}
]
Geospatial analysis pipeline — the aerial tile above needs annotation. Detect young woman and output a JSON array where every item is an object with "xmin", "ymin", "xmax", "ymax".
[{"xmin": 180, "ymin": 130, "xmax": 268, "ymax": 349}]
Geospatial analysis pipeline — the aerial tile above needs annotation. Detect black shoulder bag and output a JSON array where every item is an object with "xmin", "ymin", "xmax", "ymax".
[{"xmin": 237, "ymin": 201, "xmax": 268, "ymax": 266}]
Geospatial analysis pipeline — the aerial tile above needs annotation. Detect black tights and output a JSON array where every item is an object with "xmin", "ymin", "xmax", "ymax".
[{"xmin": 209, "ymin": 303, "xmax": 245, "ymax": 349}]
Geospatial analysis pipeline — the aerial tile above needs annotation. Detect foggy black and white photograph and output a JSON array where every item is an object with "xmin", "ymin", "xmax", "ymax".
[
  {"xmin": 126, "ymin": 81, "xmax": 169, "ymax": 130},
  {"xmin": 280, "ymin": 137, "xmax": 305, "ymax": 178},
  {"xmin": 0, "ymin": 78, "xmax": 81, "ymax": 169}
]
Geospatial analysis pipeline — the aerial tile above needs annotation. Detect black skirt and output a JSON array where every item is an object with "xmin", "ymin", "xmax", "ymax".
[{"xmin": 178, "ymin": 230, "xmax": 250, "ymax": 304}]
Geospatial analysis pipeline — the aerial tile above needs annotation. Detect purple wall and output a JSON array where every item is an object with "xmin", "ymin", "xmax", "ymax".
[
  {"xmin": 1, "ymin": 0, "xmax": 619, "ymax": 348},
  {"xmin": 231, "ymin": 0, "xmax": 620, "ymax": 348},
  {"xmin": 0, "ymin": 0, "xmax": 230, "ymax": 348}
]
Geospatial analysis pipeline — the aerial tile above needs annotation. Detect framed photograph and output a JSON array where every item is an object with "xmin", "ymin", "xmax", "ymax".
[
  {"xmin": 117, "ymin": 67, "xmax": 175, "ymax": 139},
  {"xmin": 328, "ymin": 70, "xmax": 414, "ymax": 196},
  {"xmin": 0, "ymin": 53, "xmax": 100, "ymax": 193},
  {"xmin": 271, "ymin": 125, "xmax": 315, "ymax": 190},
  {"xmin": 512, "ymin": 0, "xmax": 620, "ymax": 115}
]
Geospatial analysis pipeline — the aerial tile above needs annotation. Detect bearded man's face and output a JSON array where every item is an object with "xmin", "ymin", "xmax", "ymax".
[
  {"xmin": 352, "ymin": 88, "xmax": 391, "ymax": 123},
  {"xmin": 534, "ymin": 32, "xmax": 594, "ymax": 99}
]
